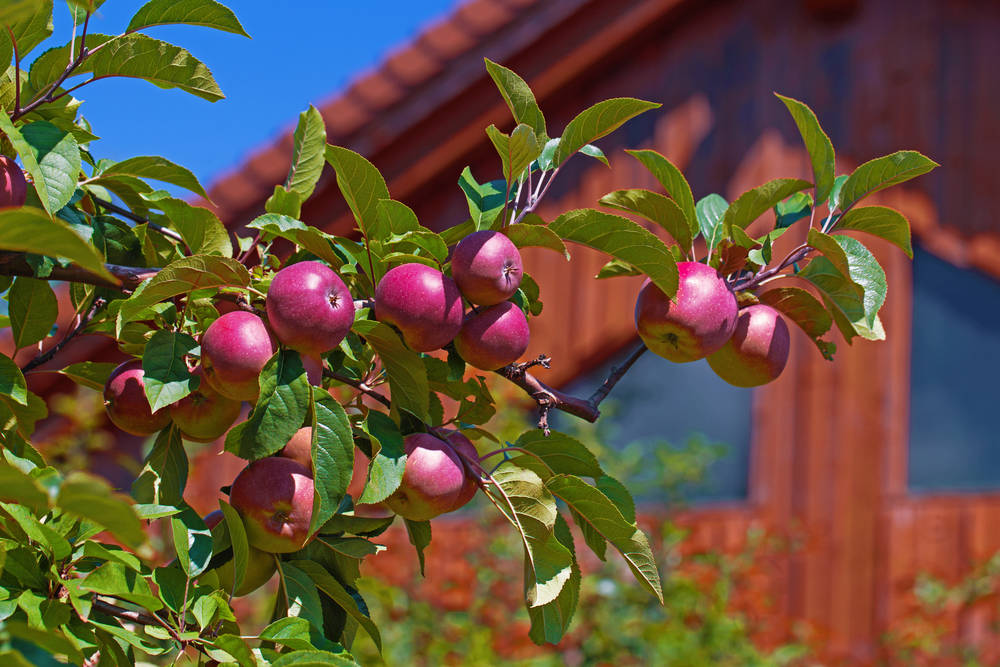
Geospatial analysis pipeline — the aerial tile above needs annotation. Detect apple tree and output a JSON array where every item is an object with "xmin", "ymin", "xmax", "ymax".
[{"xmin": 0, "ymin": 0, "xmax": 937, "ymax": 664}]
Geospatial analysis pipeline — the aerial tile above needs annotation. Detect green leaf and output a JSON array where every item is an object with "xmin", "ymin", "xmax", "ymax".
[
  {"xmin": 513, "ymin": 430, "xmax": 603, "ymax": 479},
  {"xmin": 132, "ymin": 425, "xmax": 188, "ymax": 506},
  {"xmin": 309, "ymin": 389, "xmax": 354, "ymax": 535},
  {"xmin": 806, "ymin": 229, "xmax": 851, "ymax": 279},
  {"xmin": 457, "ymin": 167, "xmax": 511, "ymax": 231},
  {"xmin": 57, "ymin": 472, "xmax": 146, "ymax": 548},
  {"xmin": 271, "ymin": 650, "xmax": 359, "ymax": 666},
  {"xmin": 579, "ymin": 143, "xmax": 608, "ymax": 166},
  {"xmin": 526, "ymin": 512, "xmax": 580, "ymax": 645},
  {"xmin": 259, "ymin": 617, "xmax": 315, "ymax": 651},
  {"xmin": 403, "ymin": 518, "xmax": 431, "ymax": 577},
  {"xmin": 375, "ymin": 199, "xmax": 420, "ymax": 235},
  {"xmin": 116, "ymin": 254, "xmax": 250, "ymax": 334},
  {"xmin": 224, "ymin": 350, "xmax": 310, "ymax": 460},
  {"xmin": 829, "ymin": 174, "xmax": 848, "ymax": 209},
  {"xmin": 775, "ymin": 191, "xmax": 813, "ymax": 229},
  {"xmin": 141, "ymin": 330, "xmax": 198, "ymax": 412},
  {"xmin": 837, "ymin": 151, "xmax": 939, "ymax": 210},
  {"xmin": 4, "ymin": 0, "xmax": 52, "ymax": 58},
  {"xmin": 483, "ymin": 58, "xmax": 546, "ymax": 140},
  {"xmin": 218, "ymin": 499, "xmax": 249, "ymax": 595},
  {"xmin": 554, "ymin": 98, "xmax": 660, "ymax": 167},
  {"xmin": 696, "ymin": 193, "xmax": 728, "ymax": 255},
  {"xmin": 595, "ymin": 258, "xmax": 640, "ymax": 279},
  {"xmin": 101, "ymin": 154, "xmax": 208, "ymax": 198},
  {"xmin": 758, "ymin": 287, "xmax": 834, "ymax": 357},
  {"xmin": 2, "ymin": 622, "xmax": 83, "ymax": 665},
  {"xmin": 0, "ymin": 208, "xmax": 116, "ymax": 282},
  {"xmin": 0, "ymin": 462, "xmax": 48, "ymax": 512},
  {"xmin": 295, "ymin": 559, "xmax": 383, "ymax": 651},
  {"xmin": 549, "ymin": 208, "xmax": 678, "ymax": 298},
  {"xmin": 386, "ymin": 229, "xmax": 448, "ymax": 263},
  {"xmin": 799, "ymin": 235, "xmax": 887, "ymax": 343},
  {"xmin": 0, "ymin": 0, "xmax": 47, "ymax": 31},
  {"xmin": 140, "ymin": 191, "xmax": 232, "ymax": 256},
  {"xmin": 546, "ymin": 474, "xmax": 662, "ymax": 603},
  {"xmin": 625, "ymin": 149, "xmax": 697, "ymax": 231},
  {"xmin": 285, "ymin": 105, "xmax": 327, "ymax": 198},
  {"xmin": 485, "ymin": 123, "xmax": 541, "ymax": 186},
  {"xmin": 357, "ymin": 411, "xmax": 405, "ymax": 505},
  {"xmin": 0, "ymin": 356, "xmax": 28, "ymax": 407},
  {"xmin": 7, "ymin": 277, "xmax": 57, "ymax": 349},
  {"xmin": 503, "ymin": 221, "xmax": 569, "ymax": 260},
  {"xmin": 278, "ymin": 561, "xmax": 326, "ymax": 637},
  {"xmin": 775, "ymin": 94, "xmax": 836, "ymax": 203},
  {"xmin": 20, "ymin": 121, "xmax": 81, "ymax": 213},
  {"xmin": 211, "ymin": 635, "xmax": 256, "ymax": 667},
  {"xmin": 265, "ymin": 185, "xmax": 304, "ymax": 218},
  {"xmin": 351, "ymin": 320, "xmax": 430, "ymax": 423},
  {"xmin": 126, "ymin": 0, "xmax": 250, "ymax": 37},
  {"xmin": 833, "ymin": 205, "xmax": 913, "ymax": 258},
  {"xmin": 83, "ymin": 561, "xmax": 162, "ymax": 611},
  {"xmin": 599, "ymin": 188, "xmax": 693, "ymax": 252},
  {"xmin": 325, "ymin": 145, "xmax": 391, "ymax": 243},
  {"xmin": 723, "ymin": 178, "xmax": 812, "ymax": 233},
  {"xmin": 170, "ymin": 505, "xmax": 212, "ymax": 577},
  {"xmin": 247, "ymin": 213, "xmax": 343, "ymax": 268}
]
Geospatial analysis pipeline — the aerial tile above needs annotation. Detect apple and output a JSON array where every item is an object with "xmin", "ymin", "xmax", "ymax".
[
  {"xmin": 103, "ymin": 360, "xmax": 171, "ymax": 436},
  {"xmin": 266, "ymin": 260, "xmax": 355, "ymax": 358},
  {"xmin": 0, "ymin": 156, "xmax": 27, "ymax": 208},
  {"xmin": 169, "ymin": 368, "xmax": 242, "ymax": 442},
  {"xmin": 707, "ymin": 304, "xmax": 791, "ymax": 387},
  {"xmin": 374, "ymin": 263, "xmax": 463, "ymax": 352},
  {"xmin": 441, "ymin": 430, "xmax": 480, "ymax": 511},
  {"xmin": 384, "ymin": 433, "xmax": 468, "ymax": 521},
  {"xmin": 202, "ymin": 510, "xmax": 277, "ymax": 596},
  {"xmin": 634, "ymin": 262, "xmax": 738, "ymax": 362},
  {"xmin": 454, "ymin": 301, "xmax": 530, "ymax": 370},
  {"xmin": 230, "ymin": 457, "xmax": 315, "ymax": 554},
  {"xmin": 346, "ymin": 447, "xmax": 370, "ymax": 501},
  {"xmin": 450, "ymin": 230, "xmax": 523, "ymax": 305},
  {"xmin": 279, "ymin": 426, "xmax": 313, "ymax": 471},
  {"xmin": 201, "ymin": 311, "xmax": 276, "ymax": 402}
]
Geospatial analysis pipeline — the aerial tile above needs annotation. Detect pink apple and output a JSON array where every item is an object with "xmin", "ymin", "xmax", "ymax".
[
  {"xmin": 266, "ymin": 261, "xmax": 355, "ymax": 357},
  {"xmin": 450, "ymin": 230, "xmax": 523, "ymax": 305},
  {"xmin": 230, "ymin": 457, "xmax": 315, "ymax": 554},
  {"xmin": 103, "ymin": 360, "xmax": 171, "ymax": 436},
  {"xmin": 635, "ymin": 262, "xmax": 738, "ymax": 362},
  {"xmin": 384, "ymin": 433, "xmax": 468, "ymax": 521},
  {"xmin": 453, "ymin": 301, "xmax": 530, "ymax": 370},
  {"xmin": 441, "ymin": 430, "xmax": 480, "ymax": 511},
  {"xmin": 169, "ymin": 367, "xmax": 242, "ymax": 442},
  {"xmin": 0, "ymin": 156, "xmax": 26, "ymax": 208},
  {"xmin": 202, "ymin": 510, "xmax": 277, "ymax": 596},
  {"xmin": 707, "ymin": 304, "xmax": 791, "ymax": 387},
  {"xmin": 201, "ymin": 311, "xmax": 276, "ymax": 402},
  {"xmin": 374, "ymin": 263, "xmax": 463, "ymax": 352},
  {"xmin": 278, "ymin": 426, "xmax": 313, "ymax": 472}
]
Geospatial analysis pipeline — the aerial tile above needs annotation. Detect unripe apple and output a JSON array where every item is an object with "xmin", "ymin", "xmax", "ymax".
[
  {"xmin": 266, "ymin": 261, "xmax": 355, "ymax": 358},
  {"xmin": 0, "ymin": 156, "xmax": 27, "ymax": 208},
  {"xmin": 169, "ymin": 368, "xmax": 242, "ymax": 442},
  {"xmin": 230, "ymin": 457, "xmax": 315, "ymax": 554},
  {"xmin": 451, "ymin": 230, "xmax": 523, "ymax": 305},
  {"xmin": 202, "ymin": 510, "xmax": 277, "ymax": 596},
  {"xmin": 707, "ymin": 304, "xmax": 791, "ymax": 387},
  {"xmin": 374, "ymin": 263, "xmax": 463, "ymax": 352},
  {"xmin": 442, "ymin": 430, "xmax": 479, "ymax": 511},
  {"xmin": 103, "ymin": 360, "xmax": 171, "ymax": 436},
  {"xmin": 384, "ymin": 433, "xmax": 467, "ymax": 521},
  {"xmin": 634, "ymin": 262, "xmax": 738, "ymax": 363},
  {"xmin": 454, "ymin": 301, "xmax": 530, "ymax": 370},
  {"xmin": 201, "ymin": 311, "xmax": 276, "ymax": 402}
]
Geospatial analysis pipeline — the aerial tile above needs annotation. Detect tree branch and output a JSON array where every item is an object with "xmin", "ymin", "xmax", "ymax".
[
  {"xmin": 730, "ymin": 243, "xmax": 813, "ymax": 292},
  {"xmin": 21, "ymin": 296, "xmax": 106, "ymax": 372},
  {"xmin": 322, "ymin": 368, "xmax": 391, "ymax": 408},
  {"xmin": 0, "ymin": 252, "xmax": 158, "ymax": 290},
  {"xmin": 587, "ymin": 343, "xmax": 647, "ymax": 407}
]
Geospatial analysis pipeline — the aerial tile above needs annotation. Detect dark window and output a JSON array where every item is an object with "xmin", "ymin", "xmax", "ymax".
[
  {"xmin": 908, "ymin": 247, "xmax": 1000, "ymax": 492},
  {"xmin": 552, "ymin": 346, "xmax": 752, "ymax": 503}
]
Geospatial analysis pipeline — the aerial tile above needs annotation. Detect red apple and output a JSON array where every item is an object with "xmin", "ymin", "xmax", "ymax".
[
  {"xmin": 103, "ymin": 360, "xmax": 171, "ymax": 436},
  {"xmin": 442, "ymin": 430, "xmax": 480, "ymax": 511},
  {"xmin": 266, "ymin": 261, "xmax": 355, "ymax": 358},
  {"xmin": 374, "ymin": 263, "xmax": 463, "ymax": 352},
  {"xmin": 450, "ymin": 230, "xmax": 523, "ymax": 305},
  {"xmin": 707, "ymin": 304, "xmax": 791, "ymax": 387},
  {"xmin": 169, "ymin": 367, "xmax": 242, "ymax": 442},
  {"xmin": 384, "ymin": 433, "xmax": 468, "ymax": 521},
  {"xmin": 279, "ymin": 427, "xmax": 313, "ymax": 472},
  {"xmin": 346, "ymin": 447, "xmax": 370, "ymax": 501},
  {"xmin": 202, "ymin": 510, "xmax": 277, "ymax": 596},
  {"xmin": 0, "ymin": 156, "xmax": 27, "ymax": 208},
  {"xmin": 201, "ymin": 311, "xmax": 276, "ymax": 402},
  {"xmin": 453, "ymin": 301, "xmax": 530, "ymax": 370},
  {"xmin": 230, "ymin": 457, "xmax": 315, "ymax": 554},
  {"xmin": 301, "ymin": 354, "xmax": 325, "ymax": 387},
  {"xmin": 634, "ymin": 262, "xmax": 738, "ymax": 362}
]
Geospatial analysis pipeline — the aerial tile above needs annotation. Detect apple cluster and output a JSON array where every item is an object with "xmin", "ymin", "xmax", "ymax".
[{"xmin": 635, "ymin": 261, "xmax": 791, "ymax": 387}]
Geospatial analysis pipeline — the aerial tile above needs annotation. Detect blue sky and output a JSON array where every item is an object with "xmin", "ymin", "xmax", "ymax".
[{"xmin": 43, "ymin": 1, "xmax": 460, "ymax": 190}]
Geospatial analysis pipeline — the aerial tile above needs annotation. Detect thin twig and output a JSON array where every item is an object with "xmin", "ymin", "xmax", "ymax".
[
  {"xmin": 21, "ymin": 297, "xmax": 106, "ymax": 372},
  {"xmin": 587, "ymin": 343, "xmax": 647, "ymax": 407},
  {"xmin": 730, "ymin": 243, "xmax": 813, "ymax": 292},
  {"xmin": 322, "ymin": 368, "xmax": 391, "ymax": 408},
  {"xmin": 512, "ymin": 165, "xmax": 561, "ymax": 225},
  {"xmin": 236, "ymin": 231, "xmax": 262, "ymax": 265}
]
